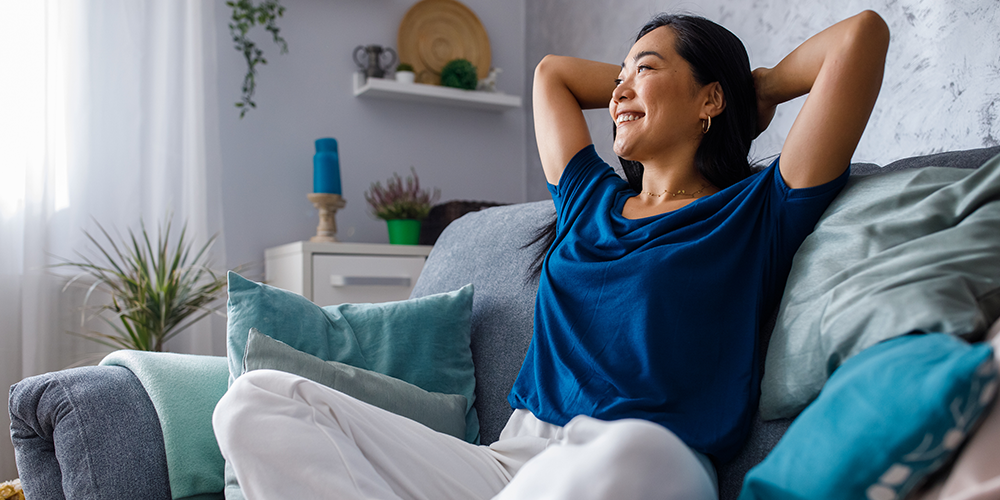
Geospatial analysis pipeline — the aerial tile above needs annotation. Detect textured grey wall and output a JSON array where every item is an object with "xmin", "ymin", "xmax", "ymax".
[{"xmin": 524, "ymin": 0, "xmax": 1000, "ymax": 201}]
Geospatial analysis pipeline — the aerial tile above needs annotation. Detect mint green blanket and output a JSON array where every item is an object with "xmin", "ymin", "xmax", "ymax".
[{"xmin": 101, "ymin": 351, "xmax": 228, "ymax": 499}]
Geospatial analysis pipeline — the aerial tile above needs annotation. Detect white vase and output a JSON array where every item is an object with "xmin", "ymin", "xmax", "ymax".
[{"xmin": 395, "ymin": 71, "xmax": 415, "ymax": 84}]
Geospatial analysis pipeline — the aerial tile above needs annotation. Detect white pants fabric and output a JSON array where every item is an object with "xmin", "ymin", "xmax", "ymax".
[{"xmin": 213, "ymin": 369, "xmax": 718, "ymax": 500}]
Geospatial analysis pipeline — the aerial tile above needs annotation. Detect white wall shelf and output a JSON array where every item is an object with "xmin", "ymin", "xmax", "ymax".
[{"xmin": 353, "ymin": 73, "xmax": 522, "ymax": 112}]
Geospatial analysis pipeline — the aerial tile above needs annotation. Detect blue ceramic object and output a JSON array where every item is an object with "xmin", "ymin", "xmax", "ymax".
[{"xmin": 313, "ymin": 138, "xmax": 341, "ymax": 194}]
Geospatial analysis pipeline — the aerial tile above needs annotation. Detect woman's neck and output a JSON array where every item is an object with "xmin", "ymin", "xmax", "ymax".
[{"xmin": 622, "ymin": 158, "xmax": 718, "ymax": 220}]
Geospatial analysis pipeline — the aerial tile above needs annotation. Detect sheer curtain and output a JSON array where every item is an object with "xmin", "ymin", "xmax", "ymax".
[{"xmin": 0, "ymin": 0, "xmax": 225, "ymax": 478}]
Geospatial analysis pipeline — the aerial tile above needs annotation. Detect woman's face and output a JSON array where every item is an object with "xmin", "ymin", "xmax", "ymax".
[{"xmin": 610, "ymin": 26, "xmax": 707, "ymax": 163}]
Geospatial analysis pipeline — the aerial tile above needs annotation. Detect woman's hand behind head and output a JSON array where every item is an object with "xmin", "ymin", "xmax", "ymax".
[{"xmin": 752, "ymin": 67, "xmax": 776, "ymax": 138}]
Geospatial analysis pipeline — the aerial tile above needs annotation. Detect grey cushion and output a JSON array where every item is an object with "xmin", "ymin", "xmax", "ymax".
[{"xmin": 243, "ymin": 328, "xmax": 468, "ymax": 439}]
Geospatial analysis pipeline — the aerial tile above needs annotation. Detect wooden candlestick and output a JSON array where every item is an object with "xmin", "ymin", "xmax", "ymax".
[{"xmin": 307, "ymin": 193, "xmax": 347, "ymax": 242}]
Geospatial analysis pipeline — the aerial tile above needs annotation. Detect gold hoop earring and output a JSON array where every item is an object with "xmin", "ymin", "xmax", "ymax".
[{"xmin": 702, "ymin": 116, "xmax": 711, "ymax": 134}]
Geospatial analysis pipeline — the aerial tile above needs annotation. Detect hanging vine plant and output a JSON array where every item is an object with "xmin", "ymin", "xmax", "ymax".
[{"xmin": 227, "ymin": 0, "xmax": 288, "ymax": 118}]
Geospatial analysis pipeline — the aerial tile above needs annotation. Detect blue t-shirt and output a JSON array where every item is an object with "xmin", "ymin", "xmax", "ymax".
[{"xmin": 508, "ymin": 145, "xmax": 848, "ymax": 462}]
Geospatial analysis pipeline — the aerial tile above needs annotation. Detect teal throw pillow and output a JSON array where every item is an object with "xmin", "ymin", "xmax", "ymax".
[
  {"xmin": 225, "ymin": 271, "xmax": 479, "ymax": 443},
  {"xmin": 740, "ymin": 333, "xmax": 998, "ymax": 500},
  {"xmin": 243, "ymin": 328, "xmax": 468, "ymax": 439}
]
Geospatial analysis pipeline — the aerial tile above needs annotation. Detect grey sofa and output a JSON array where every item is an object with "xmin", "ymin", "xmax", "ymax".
[{"xmin": 10, "ymin": 146, "xmax": 1000, "ymax": 500}]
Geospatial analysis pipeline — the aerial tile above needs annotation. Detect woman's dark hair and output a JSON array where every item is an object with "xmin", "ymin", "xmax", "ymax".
[{"xmin": 526, "ymin": 13, "xmax": 759, "ymax": 280}]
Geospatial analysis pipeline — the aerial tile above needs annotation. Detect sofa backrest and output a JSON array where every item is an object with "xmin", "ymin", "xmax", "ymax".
[{"xmin": 411, "ymin": 201, "xmax": 554, "ymax": 444}]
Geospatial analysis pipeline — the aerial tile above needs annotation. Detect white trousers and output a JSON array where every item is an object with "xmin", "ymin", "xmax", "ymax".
[{"xmin": 213, "ymin": 369, "xmax": 718, "ymax": 500}]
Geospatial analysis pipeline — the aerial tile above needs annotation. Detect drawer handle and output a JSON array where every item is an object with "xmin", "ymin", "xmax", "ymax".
[{"xmin": 330, "ymin": 275, "xmax": 412, "ymax": 287}]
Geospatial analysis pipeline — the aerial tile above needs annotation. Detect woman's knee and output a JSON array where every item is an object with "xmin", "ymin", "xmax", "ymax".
[
  {"xmin": 212, "ymin": 370, "xmax": 299, "ymax": 454},
  {"xmin": 562, "ymin": 417, "xmax": 717, "ymax": 499},
  {"xmin": 565, "ymin": 416, "xmax": 679, "ymax": 457},
  {"xmin": 608, "ymin": 419, "xmax": 683, "ymax": 455}
]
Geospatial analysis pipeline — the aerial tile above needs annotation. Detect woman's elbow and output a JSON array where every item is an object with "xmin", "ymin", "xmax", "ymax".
[
  {"xmin": 533, "ymin": 55, "xmax": 568, "ymax": 96},
  {"xmin": 850, "ymin": 10, "xmax": 890, "ymax": 56},
  {"xmin": 534, "ymin": 54, "xmax": 562, "ymax": 81}
]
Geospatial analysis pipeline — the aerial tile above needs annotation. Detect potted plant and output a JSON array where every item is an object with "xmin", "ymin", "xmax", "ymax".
[
  {"xmin": 55, "ymin": 218, "xmax": 228, "ymax": 352},
  {"xmin": 396, "ymin": 62, "xmax": 415, "ymax": 84},
  {"xmin": 365, "ymin": 167, "xmax": 440, "ymax": 245}
]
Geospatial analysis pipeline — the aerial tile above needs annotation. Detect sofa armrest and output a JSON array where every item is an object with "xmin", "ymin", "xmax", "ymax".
[
  {"xmin": 9, "ymin": 365, "xmax": 172, "ymax": 500},
  {"xmin": 99, "ymin": 351, "xmax": 229, "ymax": 499}
]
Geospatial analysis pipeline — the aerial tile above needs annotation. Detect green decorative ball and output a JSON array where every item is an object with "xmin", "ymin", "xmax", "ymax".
[{"xmin": 440, "ymin": 59, "xmax": 478, "ymax": 90}]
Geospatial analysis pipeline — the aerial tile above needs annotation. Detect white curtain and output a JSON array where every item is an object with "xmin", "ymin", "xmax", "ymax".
[{"xmin": 0, "ymin": 0, "xmax": 225, "ymax": 479}]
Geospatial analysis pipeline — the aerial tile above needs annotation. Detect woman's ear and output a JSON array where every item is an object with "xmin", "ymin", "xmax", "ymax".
[{"xmin": 703, "ymin": 81, "xmax": 726, "ymax": 117}]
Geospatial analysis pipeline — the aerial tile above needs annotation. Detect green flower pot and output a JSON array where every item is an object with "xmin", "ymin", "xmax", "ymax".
[{"xmin": 386, "ymin": 219, "xmax": 421, "ymax": 245}]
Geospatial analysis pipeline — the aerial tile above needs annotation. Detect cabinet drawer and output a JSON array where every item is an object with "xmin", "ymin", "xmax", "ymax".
[{"xmin": 311, "ymin": 254, "xmax": 426, "ymax": 306}]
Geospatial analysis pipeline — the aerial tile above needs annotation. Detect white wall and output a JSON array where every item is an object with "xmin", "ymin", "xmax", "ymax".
[
  {"xmin": 215, "ymin": 0, "xmax": 527, "ymax": 271},
  {"xmin": 524, "ymin": 0, "xmax": 1000, "ymax": 201}
]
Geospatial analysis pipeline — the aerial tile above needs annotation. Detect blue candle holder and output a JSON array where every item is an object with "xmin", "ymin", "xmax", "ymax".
[{"xmin": 313, "ymin": 138, "xmax": 341, "ymax": 194}]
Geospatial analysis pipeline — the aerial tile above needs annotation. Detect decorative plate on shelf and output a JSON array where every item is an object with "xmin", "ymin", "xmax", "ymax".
[{"xmin": 397, "ymin": 0, "xmax": 491, "ymax": 85}]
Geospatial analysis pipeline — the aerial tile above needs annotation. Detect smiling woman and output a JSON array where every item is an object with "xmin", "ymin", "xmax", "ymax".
[{"xmin": 517, "ymin": 9, "xmax": 886, "ymax": 496}]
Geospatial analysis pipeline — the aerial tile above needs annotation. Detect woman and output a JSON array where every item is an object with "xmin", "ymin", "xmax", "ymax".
[{"xmin": 214, "ymin": 11, "xmax": 889, "ymax": 500}]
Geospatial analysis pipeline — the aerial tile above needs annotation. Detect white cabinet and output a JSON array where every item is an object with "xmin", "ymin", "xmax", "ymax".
[{"xmin": 264, "ymin": 241, "xmax": 433, "ymax": 306}]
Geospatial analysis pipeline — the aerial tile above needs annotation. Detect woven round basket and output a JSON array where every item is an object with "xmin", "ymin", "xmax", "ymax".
[{"xmin": 397, "ymin": 0, "xmax": 491, "ymax": 85}]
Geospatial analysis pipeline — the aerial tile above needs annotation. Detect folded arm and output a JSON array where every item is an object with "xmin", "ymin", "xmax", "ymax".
[
  {"xmin": 755, "ymin": 10, "xmax": 890, "ymax": 189},
  {"xmin": 533, "ymin": 55, "xmax": 620, "ymax": 185}
]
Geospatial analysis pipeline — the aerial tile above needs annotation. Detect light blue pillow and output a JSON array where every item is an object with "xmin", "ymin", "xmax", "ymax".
[
  {"xmin": 763, "ymin": 155, "xmax": 1000, "ymax": 419},
  {"xmin": 740, "ymin": 333, "xmax": 998, "ymax": 500},
  {"xmin": 243, "ymin": 328, "xmax": 468, "ymax": 439},
  {"xmin": 226, "ymin": 271, "xmax": 479, "ymax": 443}
]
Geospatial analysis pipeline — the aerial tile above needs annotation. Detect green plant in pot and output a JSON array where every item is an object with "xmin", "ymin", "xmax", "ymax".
[
  {"xmin": 55, "ymin": 218, "xmax": 228, "ymax": 352},
  {"xmin": 365, "ymin": 167, "xmax": 440, "ymax": 245},
  {"xmin": 395, "ymin": 62, "xmax": 415, "ymax": 83}
]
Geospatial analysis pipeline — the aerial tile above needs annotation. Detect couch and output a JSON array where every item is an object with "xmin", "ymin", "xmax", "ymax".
[{"xmin": 9, "ymin": 145, "xmax": 1000, "ymax": 500}]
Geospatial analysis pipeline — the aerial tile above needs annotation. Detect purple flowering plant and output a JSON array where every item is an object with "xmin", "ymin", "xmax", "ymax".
[{"xmin": 364, "ymin": 167, "xmax": 440, "ymax": 220}]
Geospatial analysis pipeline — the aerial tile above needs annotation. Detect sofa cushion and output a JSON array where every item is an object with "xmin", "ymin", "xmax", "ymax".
[
  {"xmin": 226, "ymin": 272, "xmax": 478, "ymax": 442},
  {"xmin": 242, "ymin": 328, "xmax": 468, "ymax": 439},
  {"xmin": 740, "ymin": 333, "xmax": 997, "ymax": 500},
  {"xmin": 224, "ymin": 274, "xmax": 478, "ymax": 499},
  {"xmin": 762, "ymin": 152, "xmax": 1000, "ymax": 419}
]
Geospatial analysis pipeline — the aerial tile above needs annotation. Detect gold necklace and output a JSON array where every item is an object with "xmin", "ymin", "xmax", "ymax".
[{"xmin": 642, "ymin": 183, "xmax": 711, "ymax": 198}]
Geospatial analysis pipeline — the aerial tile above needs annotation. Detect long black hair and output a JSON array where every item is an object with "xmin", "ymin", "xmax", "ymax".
[{"xmin": 526, "ymin": 13, "xmax": 759, "ymax": 280}]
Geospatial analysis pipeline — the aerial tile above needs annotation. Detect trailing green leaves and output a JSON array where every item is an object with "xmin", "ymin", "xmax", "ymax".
[{"xmin": 228, "ymin": 0, "xmax": 287, "ymax": 118}]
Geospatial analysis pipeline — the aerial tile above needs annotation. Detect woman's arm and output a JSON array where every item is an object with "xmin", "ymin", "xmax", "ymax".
[
  {"xmin": 533, "ymin": 55, "xmax": 620, "ymax": 185},
  {"xmin": 755, "ymin": 10, "xmax": 890, "ymax": 189}
]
